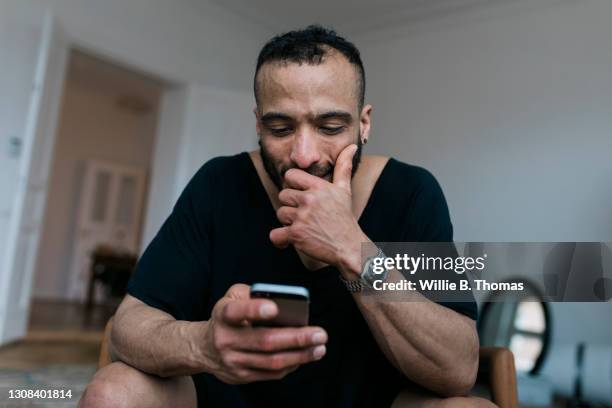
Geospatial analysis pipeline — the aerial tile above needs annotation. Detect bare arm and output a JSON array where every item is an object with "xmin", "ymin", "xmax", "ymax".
[
  {"xmin": 269, "ymin": 144, "xmax": 479, "ymax": 397},
  {"xmin": 346, "ymin": 260, "xmax": 479, "ymax": 397},
  {"xmin": 109, "ymin": 286, "xmax": 328, "ymax": 381},
  {"xmin": 109, "ymin": 294, "xmax": 209, "ymax": 377}
]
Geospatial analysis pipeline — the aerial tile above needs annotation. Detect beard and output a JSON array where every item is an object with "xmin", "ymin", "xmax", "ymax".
[{"xmin": 259, "ymin": 136, "xmax": 363, "ymax": 191}]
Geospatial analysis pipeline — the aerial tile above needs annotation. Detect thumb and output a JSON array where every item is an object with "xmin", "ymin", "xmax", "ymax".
[
  {"xmin": 225, "ymin": 283, "xmax": 251, "ymax": 300},
  {"xmin": 332, "ymin": 144, "xmax": 358, "ymax": 192}
]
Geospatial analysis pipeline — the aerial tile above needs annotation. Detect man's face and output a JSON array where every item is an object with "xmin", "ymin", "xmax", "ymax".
[{"xmin": 255, "ymin": 51, "xmax": 371, "ymax": 190}]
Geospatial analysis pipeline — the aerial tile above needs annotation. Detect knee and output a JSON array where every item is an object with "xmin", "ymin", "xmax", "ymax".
[{"xmin": 78, "ymin": 362, "xmax": 142, "ymax": 408}]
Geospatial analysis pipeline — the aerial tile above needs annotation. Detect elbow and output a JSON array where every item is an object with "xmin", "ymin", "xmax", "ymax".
[
  {"xmin": 410, "ymin": 333, "xmax": 479, "ymax": 397},
  {"xmin": 438, "ymin": 346, "xmax": 479, "ymax": 397},
  {"xmin": 441, "ymin": 362, "xmax": 478, "ymax": 397},
  {"xmin": 397, "ymin": 352, "xmax": 478, "ymax": 398},
  {"xmin": 108, "ymin": 322, "xmax": 128, "ymax": 365}
]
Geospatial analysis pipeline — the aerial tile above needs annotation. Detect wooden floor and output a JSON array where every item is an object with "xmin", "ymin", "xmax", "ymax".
[
  {"xmin": 28, "ymin": 298, "xmax": 115, "ymax": 336},
  {"xmin": 0, "ymin": 300, "xmax": 117, "ymax": 369}
]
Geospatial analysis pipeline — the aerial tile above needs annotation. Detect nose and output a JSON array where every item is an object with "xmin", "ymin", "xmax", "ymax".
[{"xmin": 290, "ymin": 130, "xmax": 321, "ymax": 170}]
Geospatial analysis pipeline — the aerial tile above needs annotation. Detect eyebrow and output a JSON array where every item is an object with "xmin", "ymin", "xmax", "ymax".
[
  {"xmin": 260, "ymin": 112, "xmax": 293, "ymax": 122},
  {"xmin": 316, "ymin": 111, "xmax": 353, "ymax": 123},
  {"xmin": 260, "ymin": 110, "xmax": 353, "ymax": 123}
]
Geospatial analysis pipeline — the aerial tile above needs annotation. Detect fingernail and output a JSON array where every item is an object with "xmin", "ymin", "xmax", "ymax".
[
  {"xmin": 313, "ymin": 345, "xmax": 326, "ymax": 360},
  {"xmin": 312, "ymin": 331, "xmax": 326, "ymax": 344},
  {"xmin": 259, "ymin": 303, "xmax": 276, "ymax": 318}
]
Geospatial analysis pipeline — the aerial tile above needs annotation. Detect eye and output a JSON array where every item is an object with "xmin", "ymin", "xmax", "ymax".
[
  {"xmin": 320, "ymin": 126, "xmax": 345, "ymax": 135},
  {"xmin": 269, "ymin": 127, "xmax": 293, "ymax": 136}
]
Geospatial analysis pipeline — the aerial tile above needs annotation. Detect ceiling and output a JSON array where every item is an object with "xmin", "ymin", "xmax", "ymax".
[{"xmin": 203, "ymin": 0, "xmax": 503, "ymax": 35}]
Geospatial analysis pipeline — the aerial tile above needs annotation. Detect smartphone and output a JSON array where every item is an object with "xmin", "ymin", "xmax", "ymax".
[{"xmin": 250, "ymin": 283, "xmax": 309, "ymax": 327}]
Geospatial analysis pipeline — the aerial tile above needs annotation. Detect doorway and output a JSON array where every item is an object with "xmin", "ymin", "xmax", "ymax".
[{"xmin": 28, "ymin": 49, "xmax": 164, "ymax": 336}]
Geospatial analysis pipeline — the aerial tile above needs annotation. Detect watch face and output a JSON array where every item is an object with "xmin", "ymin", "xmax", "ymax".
[
  {"xmin": 361, "ymin": 249, "xmax": 390, "ymax": 289},
  {"xmin": 362, "ymin": 260, "xmax": 386, "ymax": 288}
]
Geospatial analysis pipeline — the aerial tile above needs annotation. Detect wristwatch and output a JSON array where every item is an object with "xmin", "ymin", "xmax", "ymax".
[{"xmin": 340, "ymin": 247, "xmax": 390, "ymax": 292}]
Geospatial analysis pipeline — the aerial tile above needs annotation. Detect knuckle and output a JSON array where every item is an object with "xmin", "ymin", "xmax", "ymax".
[
  {"xmin": 279, "ymin": 190, "xmax": 290, "ymax": 203},
  {"xmin": 268, "ymin": 355, "xmax": 285, "ymax": 371},
  {"xmin": 258, "ymin": 333, "xmax": 274, "ymax": 351},
  {"xmin": 303, "ymin": 193, "xmax": 315, "ymax": 205},
  {"xmin": 289, "ymin": 226, "xmax": 304, "ymax": 243},
  {"xmin": 221, "ymin": 303, "xmax": 234, "ymax": 321},
  {"xmin": 220, "ymin": 352, "xmax": 234, "ymax": 367},
  {"xmin": 213, "ymin": 335, "xmax": 224, "ymax": 351},
  {"xmin": 227, "ymin": 283, "xmax": 248, "ymax": 298},
  {"xmin": 212, "ymin": 302, "xmax": 226, "ymax": 320},
  {"xmin": 295, "ymin": 332, "xmax": 308, "ymax": 348},
  {"xmin": 213, "ymin": 331, "xmax": 231, "ymax": 351}
]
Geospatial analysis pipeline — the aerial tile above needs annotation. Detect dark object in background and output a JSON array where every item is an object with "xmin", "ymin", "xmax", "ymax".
[{"xmin": 86, "ymin": 245, "xmax": 137, "ymax": 313}]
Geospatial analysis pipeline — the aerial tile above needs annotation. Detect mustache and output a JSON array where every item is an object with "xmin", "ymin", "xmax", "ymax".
[{"xmin": 280, "ymin": 162, "xmax": 333, "ymax": 179}]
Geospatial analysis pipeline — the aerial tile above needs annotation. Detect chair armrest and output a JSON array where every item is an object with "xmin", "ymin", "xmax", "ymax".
[
  {"xmin": 98, "ymin": 317, "xmax": 114, "ymax": 369},
  {"xmin": 478, "ymin": 347, "xmax": 519, "ymax": 408}
]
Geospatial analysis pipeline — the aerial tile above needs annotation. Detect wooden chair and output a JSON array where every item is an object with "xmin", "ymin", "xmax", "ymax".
[{"xmin": 98, "ymin": 318, "xmax": 518, "ymax": 407}]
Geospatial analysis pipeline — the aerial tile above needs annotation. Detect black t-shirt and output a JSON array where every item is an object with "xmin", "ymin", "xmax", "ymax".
[{"xmin": 127, "ymin": 152, "xmax": 477, "ymax": 408}]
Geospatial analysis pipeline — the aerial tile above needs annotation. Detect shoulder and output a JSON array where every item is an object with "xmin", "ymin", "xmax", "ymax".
[
  {"xmin": 194, "ymin": 152, "xmax": 248, "ymax": 179},
  {"xmin": 176, "ymin": 153, "xmax": 250, "ymax": 208},
  {"xmin": 385, "ymin": 160, "xmax": 453, "ymax": 241},
  {"xmin": 383, "ymin": 158, "xmax": 444, "ymax": 198},
  {"xmin": 184, "ymin": 152, "xmax": 249, "ymax": 190}
]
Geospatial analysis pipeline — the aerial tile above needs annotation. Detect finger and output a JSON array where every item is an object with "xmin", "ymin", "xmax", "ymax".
[
  {"xmin": 230, "ymin": 345, "xmax": 326, "ymax": 371},
  {"xmin": 212, "ymin": 285, "xmax": 252, "ymax": 321},
  {"xmin": 276, "ymin": 206, "xmax": 298, "ymax": 225},
  {"xmin": 225, "ymin": 283, "xmax": 251, "ymax": 300},
  {"xmin": 332, "ymin": 144, "xmax": 358, "ymax": 192},
  {"xmin": 238, "ymin": 326, "xmax": 328, "ymax": 352},
  {"xmin": 284, "ymin": 168, "xmax": 324, "ymax": 191},
  {"xmin": 222, "ymin": 299, "xmax": 278, "ymax": 325},
  {"xmin": 269, "ymin": 226, "xmax": 290, "ymax": 248},
  {"xmin": 231, "ymin": 366, "xmax": 297, "ymax": 384},
  {"xmin": 278, "ymin": 188, "xmax": 303, "ymax": 207}
]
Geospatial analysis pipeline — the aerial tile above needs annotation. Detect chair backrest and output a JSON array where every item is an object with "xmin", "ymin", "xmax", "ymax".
[{"xmin": 97, "ymin": 317, "xmax": 518, "ymax": 407}]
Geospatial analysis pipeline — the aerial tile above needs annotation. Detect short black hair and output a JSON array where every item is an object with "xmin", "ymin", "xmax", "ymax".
[{"xmin": 254, "ymin": 25, "xmax": 365, "ymax": 108}]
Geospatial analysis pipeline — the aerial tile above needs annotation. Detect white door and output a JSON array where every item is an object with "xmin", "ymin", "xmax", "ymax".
[
  {"xmin": 0, "ymin": 13, "xmax": 69, "ymax": 344},
  {"xmin": 67, "ymin": 160, "xmax": 147, "ymax": 301}
]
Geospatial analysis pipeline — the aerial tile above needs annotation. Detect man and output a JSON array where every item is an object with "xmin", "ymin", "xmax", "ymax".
[{"xmin": 79, "ymin": 26, "xmax": 494, "ymax": 407}]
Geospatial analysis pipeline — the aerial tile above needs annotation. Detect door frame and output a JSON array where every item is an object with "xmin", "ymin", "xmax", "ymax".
[{"xmin": 0, "ymin": 11, "xmax": 69, "ymax": 344}]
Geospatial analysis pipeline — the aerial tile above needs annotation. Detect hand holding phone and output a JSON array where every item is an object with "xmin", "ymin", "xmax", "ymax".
[{"xmin": 203, "ymin": 284, "xmax": 325, "ymax": 385}]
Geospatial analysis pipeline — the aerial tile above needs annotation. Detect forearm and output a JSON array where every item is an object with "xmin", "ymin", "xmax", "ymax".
[
  {"xmin": 110, "ymin": 298, "xmax": 212, "ymax": 378},
  {"xmin": 353, "ymin": 273, "xmax": 479, "ymax": 396},
  {"xmin": 339, "ymin": 237, "xmax": 479, "ymax": 396}
]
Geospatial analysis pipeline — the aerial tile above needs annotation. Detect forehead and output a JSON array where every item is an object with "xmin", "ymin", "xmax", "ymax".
[{"xmin": 256, "ymin": 52, "xmax": 360, "ymax": 114}]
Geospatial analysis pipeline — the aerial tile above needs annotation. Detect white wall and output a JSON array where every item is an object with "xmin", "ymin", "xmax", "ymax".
[
  {"xmin": 141, "ymin": 84, "xmax": 257, "ymax": 247},
  {"xmin": 352, "ymin": 0, "xmax": 612, "ymax": 381}
]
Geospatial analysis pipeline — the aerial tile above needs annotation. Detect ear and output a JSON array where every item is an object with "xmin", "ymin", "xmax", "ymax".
[
  {"xmin": 253, "ymin": 106, "xmax": 261, "ymax": 136},
  {"xmin": 359, "ymin": 104, "xmax": 373, "ymax": 144}
]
